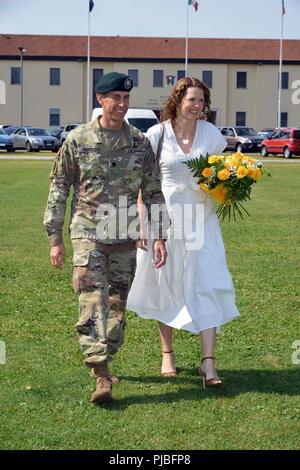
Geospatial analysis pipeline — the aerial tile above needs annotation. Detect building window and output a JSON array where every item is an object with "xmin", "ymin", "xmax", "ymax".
[
  {"xmin": 177, "ymin": 70, "xmax": 185, "ymax": 81},
  {"xmin": 236, "ymin": 71, "xmax": 247, "ymax": 89},
  {"xmin": 93, "ymin": 68, "xmax": 104, "ymax": 108},
  {"xmin": 49, "ymin": 108, "xmax": 60, "ymax": 126},
  {"xmin": 202, "ymin": 71, "xmax": 213, "ymax": 88},
  {"xmin": 11, "ymin": 67, "xmax": 20, "ymax": 85},
  {"xmin": 50, "ymin": 68, "xmax": 60, "ymax": 86},
  {"xmin": 280, "ymin": 112, "xmax": 288, "ymax": 127},
  {"xmin": 278, "ymin": 72, "xmax": 289, "ymax": 89},
  {"xmin": 128, "ymin": 69, "xmax": 138, "ymax": 87},
  {"xmin": 153, "ymin": 70, "xmax": 164, "ymax": 87},
  {"xmin": 236, "ymin": 112, "xmax": 246, "ymax": 126}
]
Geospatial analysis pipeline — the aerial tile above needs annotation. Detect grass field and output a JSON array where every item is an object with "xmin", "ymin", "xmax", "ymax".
[{"xmin": 0, "ymin": 160, "xmax": 299, "ymax": 450}]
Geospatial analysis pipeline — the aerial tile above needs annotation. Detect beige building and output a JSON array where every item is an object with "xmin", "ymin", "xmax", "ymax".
[{"xmin": 0, "ymin": 34, "xmax": 299, "ymax": 129}]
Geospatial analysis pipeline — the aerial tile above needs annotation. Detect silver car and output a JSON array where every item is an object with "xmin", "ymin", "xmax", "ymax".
[
  {"xmin": 12, "ymin": 127, "xmax": 59, "ymax": 152},
  {"xmin": 0, "ymin": 128, "xmax": 13, "ymax": 152}
]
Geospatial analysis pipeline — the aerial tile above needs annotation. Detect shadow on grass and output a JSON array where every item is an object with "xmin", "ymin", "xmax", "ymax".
[
  {"xmin": 12, "ymin": 368, "xmax": 299, "ymax": 411},
  {"xmin": 101, "ymin": 368, "xmax": 300, "ymax": 410}
]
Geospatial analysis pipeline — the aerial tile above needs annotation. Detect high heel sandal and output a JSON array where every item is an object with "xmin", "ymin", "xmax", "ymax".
[
  {"xmin": 199, "ymin": 356, "xmax": 223, "ymax": 389},
  {"xmin": 161, "ymin": 350, "xmax": 177, "ymax": 377}
]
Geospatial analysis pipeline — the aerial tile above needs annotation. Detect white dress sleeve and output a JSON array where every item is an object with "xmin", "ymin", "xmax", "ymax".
[
  {"xmin": 210, "ymin": 123, "xmax": 227, "ymax": 154},
  {"xmin": 145, "ymin": 123, "xmax": 164, "ymax": 154}
]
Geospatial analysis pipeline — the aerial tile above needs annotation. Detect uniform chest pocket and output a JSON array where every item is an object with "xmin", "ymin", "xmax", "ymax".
[{"xmin": 80, "ymin": 153, "xmax": 108, "ymax": 183}]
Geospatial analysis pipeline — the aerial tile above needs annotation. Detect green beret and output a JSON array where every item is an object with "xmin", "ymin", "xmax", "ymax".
[{"xmin": 95, "ymin": 72, "xmax": 133, "ymax": 94}]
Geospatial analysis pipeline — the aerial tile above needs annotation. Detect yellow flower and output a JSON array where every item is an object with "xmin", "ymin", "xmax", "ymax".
[
  {"xmin": 236, "ymin": 166, "xmax": 249, "ymax": 179},
  {"xmin": 243, "ymin": 156, "xmax": 255, "ymax": 164},
  {"xmin": 200, "ymin": 183, "xmax": 228, "ymax": 204},
  {"xmin": 217, "ymin": 169, "xmax": 231, "ymax": 181},
  {"xmin": 199, "ymin": 183, "xmax": 209, "ymax": 191},
  {"xmin": 225, "ymin": 157, "xmax": 239, "ymax": 167},
  {"xmin": 202, "ymin": 167, "xmax": 213, "ymax": 178},
  {"xmin": 224, "ymin": 162, "xmax": 231, "ymax": 170},
  {"xmin": 208, "ymin": 155, "xmax": 224, "ymax": 164},
  {"xmin": 231, "ymin": 151, "xmax": 244, "ymax": 161},
  {"xmin": 248, "ymin": 168, "xmax": 261, "ymax": 180}
]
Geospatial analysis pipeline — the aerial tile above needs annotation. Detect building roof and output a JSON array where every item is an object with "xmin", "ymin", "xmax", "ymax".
[{"xmin": 1, "ymin": 34, "xmax": 300, "ymax": 63}]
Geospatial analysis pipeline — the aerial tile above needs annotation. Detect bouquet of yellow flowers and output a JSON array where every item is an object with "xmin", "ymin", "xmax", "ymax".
[{"xmin": 184, "ymin": 151, "xmax": 267, "ymax": 221}]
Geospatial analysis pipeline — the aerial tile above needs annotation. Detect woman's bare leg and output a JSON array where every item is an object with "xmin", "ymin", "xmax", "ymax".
[
  {"xmin": 199, "ymin": 327, "xmax": 220, "ymax": 380},
  {"xmin": 158, "ymin": 321, "xmax": 176, "ymax": 374}
]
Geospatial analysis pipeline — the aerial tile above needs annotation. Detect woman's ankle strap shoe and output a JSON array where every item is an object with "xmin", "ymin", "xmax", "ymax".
[
  {"xmin": 161, "ymin": 350, "xmax": 177, "ymax": 377},
  {"xmin": 199, "ymin": 357, "xmax": 223, "ymax": 389},
  {"xmin": 201, "ymin": 356, "xmax": 214, "ymax": 363}
]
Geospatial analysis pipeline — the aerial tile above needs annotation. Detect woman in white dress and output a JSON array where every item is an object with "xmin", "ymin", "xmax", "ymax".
[{"xmin": 127, "ymin": 78, "xmax": 240, "ymax": 388}]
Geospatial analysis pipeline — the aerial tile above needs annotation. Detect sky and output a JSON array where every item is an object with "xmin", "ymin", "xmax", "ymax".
[{"xmin": 0, "ymin": 0, "xmax": 300, "ymax": 39}]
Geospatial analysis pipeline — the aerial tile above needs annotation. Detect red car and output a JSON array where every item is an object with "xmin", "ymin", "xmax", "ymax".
[{"xmin": 260, "ymin": 128, "xmax": 300, "ymax": 158}]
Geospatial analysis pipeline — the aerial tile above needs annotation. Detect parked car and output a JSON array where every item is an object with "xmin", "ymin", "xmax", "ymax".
[
  {"xmin": 4, "ymin": 125, "xmax": 22, "ymax": 135},
  {"xmin": 48, "ymin": 126, "xmax": 64, "ymax": 140},
  {"xmin": 91, "ymin": 108, "xmax": 159, "ymax": 133},
  {"xmin": 258, "ymin": 128, "xmax": 276, "ymax": 138},
  {"xmin": 11, "ymin": 127, "xmax": 59, "ymax": 152},
  {"xmin": 218, "ymin": 126, "xmax": 265, "ymax": 152},
  {"xmin": 59, "ymin": 123, "xmax": 82, "ymax": 146},
  {"xmin": 260, "ymin": 128, "xmax": 300, "ymax": 158},
  {"xmin": 0, "ymin": 128, "xmax": 13, "ymax": 152}
]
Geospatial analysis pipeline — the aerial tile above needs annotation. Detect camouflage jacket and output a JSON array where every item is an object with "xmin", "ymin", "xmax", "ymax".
[{"xmin": 43, "ymin": 118, "xmax": 166, "ymax": 246}]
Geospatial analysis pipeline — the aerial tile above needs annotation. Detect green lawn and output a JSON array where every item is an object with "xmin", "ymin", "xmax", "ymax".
[{"xmin": 0, "ymin": 161, "xmax": 299, "ymax": 450}]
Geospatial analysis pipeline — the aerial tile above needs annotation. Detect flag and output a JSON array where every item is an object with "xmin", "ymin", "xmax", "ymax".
[
  {"xmin": 166, "ymin": 75, "xmax": 175, "ymax": 85},
  {"xmin": 282, "ymin": 0, "xmax": 286, "ymax": 15},
  {"xmin": 188, "ymin": 0, "xmax": 199, "ymax": 12},
  {"xmin": 89, "ymin": 0, "xmax": 94, "ymax": 12}
]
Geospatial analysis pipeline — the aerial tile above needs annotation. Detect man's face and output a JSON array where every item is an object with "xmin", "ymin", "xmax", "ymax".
[{"xmin": 97, "ymin": 91, "xmax": 130, "ymax": 125}]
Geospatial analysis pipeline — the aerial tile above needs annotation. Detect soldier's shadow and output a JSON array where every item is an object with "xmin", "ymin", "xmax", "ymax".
[{"xmin": 104, "ymin": 368, "xmax": 300, "ymax": 410}]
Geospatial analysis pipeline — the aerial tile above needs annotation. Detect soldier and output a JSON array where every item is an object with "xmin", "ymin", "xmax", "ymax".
[{"xmin": 44, "ymin": 72, "xmax": 167, "ymax": 405}]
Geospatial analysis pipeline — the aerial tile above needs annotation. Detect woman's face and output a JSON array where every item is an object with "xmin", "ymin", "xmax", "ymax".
[{"xmin": 178, "ymin": 86, "xmax": 205, "ymax": 121}]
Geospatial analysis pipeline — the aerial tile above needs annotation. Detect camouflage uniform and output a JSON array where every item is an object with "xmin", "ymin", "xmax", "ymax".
[{"xmin": 44, "ymin": 118, "xmax": 165, "ymax": 367}]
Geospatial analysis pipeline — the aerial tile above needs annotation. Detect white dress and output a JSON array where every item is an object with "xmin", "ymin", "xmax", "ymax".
[{"xmin": 126, "ymin": 120, "xmax": 240, "ymax": 333}]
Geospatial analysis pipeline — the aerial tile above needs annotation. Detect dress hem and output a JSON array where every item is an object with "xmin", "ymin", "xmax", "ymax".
[{"xmin": 127, "ymin": 304, "xmax": 240, "ymax": 334}]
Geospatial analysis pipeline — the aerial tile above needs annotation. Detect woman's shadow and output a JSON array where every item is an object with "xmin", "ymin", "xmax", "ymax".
[{"xmin": 105, "ymin": 367, "xmax": 300, "ymax": 409}]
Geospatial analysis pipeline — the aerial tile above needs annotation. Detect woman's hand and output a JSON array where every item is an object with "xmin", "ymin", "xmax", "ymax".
[{"xmin": 152, "ymin": 240, "xmax": 167, "ymax": 269}]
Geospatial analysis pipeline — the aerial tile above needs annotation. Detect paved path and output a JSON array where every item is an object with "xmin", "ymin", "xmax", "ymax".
[
  {"xmin": 0, "ymin": 156, "xmax": 54, "ymax": 161},
  {"xmin": 1, "ymin": 156, "xmax": 300, "ymax": 163},
  {"xmin": 263, "ymin": 159, "xmax": 300, "ymax": 163}
]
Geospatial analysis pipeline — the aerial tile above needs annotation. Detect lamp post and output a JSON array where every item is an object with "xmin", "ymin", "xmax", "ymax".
[{"xmin": 18, "ymin": 47, "xmax": 26, "ymax": 127}]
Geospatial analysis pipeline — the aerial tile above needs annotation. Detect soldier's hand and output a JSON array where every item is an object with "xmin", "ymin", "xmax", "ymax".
[
  {"xmin": 152, "ymin": 240, "xmax": 167, "ymax": 269},
  {"xmin": 50, "ymin": 244, "xmax": 65, "ymax": 269},
  {"xmin": 136, "ymin": 238, "xmax": 148, "ymax": 251}
]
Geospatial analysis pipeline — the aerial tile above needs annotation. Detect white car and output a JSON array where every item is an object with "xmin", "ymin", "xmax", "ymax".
[
  {"xmin": 59, "ymin": 123, "xmax": 82, "ymax": 146},
  {"xmin": 91, "ymin": 108, "xmax": 159, "ymax": 133}
]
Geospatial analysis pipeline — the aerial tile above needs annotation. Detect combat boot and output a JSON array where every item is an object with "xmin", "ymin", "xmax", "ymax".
[
  {"xmin": 90, "ymin": 368, "xmax": 119, "ymax": 384},
  {"xmin": 91, "ymin": 363, "xmax": 113, "ymax": 404}
]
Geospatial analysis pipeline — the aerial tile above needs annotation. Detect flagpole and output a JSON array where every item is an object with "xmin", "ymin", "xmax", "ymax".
[
  {"xmin": 87, "ymin": 1, "xmax": 91, "ymax": 122},
  {"xmin": 185, "ymin": 2, "xmax": 189, "ymax": 76},
  {"xmin": 277, "ymin": 3, "xmax": 284, "ymax": 127}
]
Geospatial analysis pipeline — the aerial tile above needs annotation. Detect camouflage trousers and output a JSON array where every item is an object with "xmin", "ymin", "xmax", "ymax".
[{"xmin": 72, "ymin": 239, "xmax": 137, "ymax": 367}]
